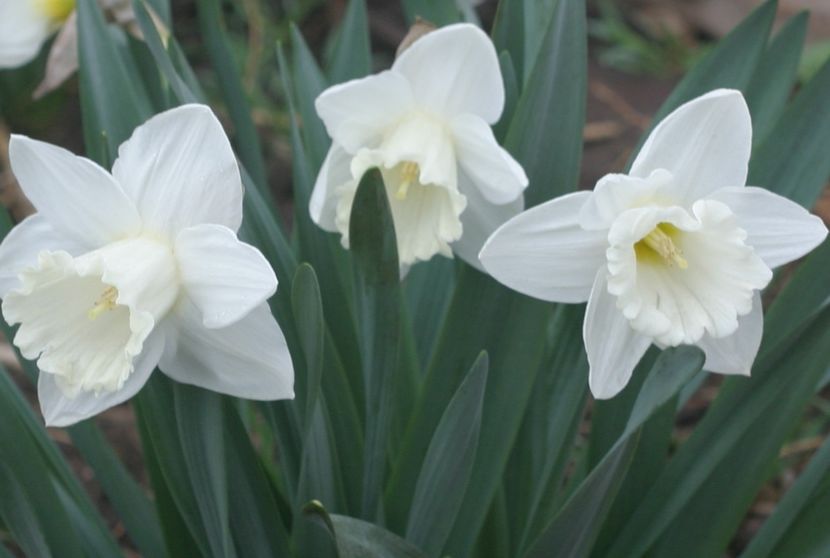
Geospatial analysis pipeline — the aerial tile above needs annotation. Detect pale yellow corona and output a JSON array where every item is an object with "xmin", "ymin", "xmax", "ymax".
[
  {"xmin": 636, "ymin": 223, "xmax": 688, "ymax": 269},
  {"xmin": 395, "ymin": 161, "xmax": 420, "ymax": 200},
  {"xmin": 87, "ymin": 286, "xmax": 118, "ymax": 320},
  {"xmin": 35, "ymin": 0, "xmax": 75, "ymax": 22}
]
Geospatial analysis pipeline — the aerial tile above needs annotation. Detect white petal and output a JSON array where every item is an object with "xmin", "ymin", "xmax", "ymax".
[
  {"xmin": 175, "ymin": 224, "xmax": 277, "ymax": 329},
  {"xmin": 38, "ymin": 328, "xmax": 164, "ymax": 428},
  {"xmin": 579, "ymin": 170, "xmax": 672, "ymax": 230},
  {"xmin": 631, "ymin": 89, "xmax": 752, "ymax": 204},
  {"xmin": 310, "ymin": 143, "xmax": 352, "ymax": 231},
  {"xmin": 315, "ymin": 71, "xmax": 414, "ymax": 154},
  {"xmin": 393, "ymin": 23, "xmax": 504, "ymax": 123},
  {"xmin": 378, "ymin": 114, "xmax": 457, "ymax": 189},
  {"xmin": 450, "ymin": 113, "xmax": 528, "ymax": 205},
  {"xmin": 0, "ymin": 213, "xmax": 86, "ymax": 297},
  {"xmin": 9, "ymin": 136, "xmax": 142, "ymax": 247},
  {"xmin": 697, "ymin": 292, "xmax": 762, "ymax": 376},
  {"xmin": 479, "ymin": 191, "xmax": 607, "ymax": 302},
  {"xmin": 112, "ymin": 104, "xmax": 243, "ymax": 236},
  {"xmin": 159, "ymin": 298, "xmax": 294, "ymax": 401},
  {"xmin": 452, "ymin": 170, "xmax": 523, "ymax": 271},
  {"xmin": 584, "ymin": 270, "xmax": 653, "ymax": 400},
  {"xmin": 707, "ymin": 186, "xmax": 828, "ymax": 269},
  {"xmin": 0, "ymin": 1, "xmax": 51, "ymax": 69}
]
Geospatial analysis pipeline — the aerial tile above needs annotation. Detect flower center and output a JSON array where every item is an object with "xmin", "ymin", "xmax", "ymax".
[
  {"xmin": 34, "ymin": 0, "xmax": 75, "ymax": 21},
  {"xmin": 395, "ymin": 161, "xmax": 420, "ymax": 200},
  {"xmin": 87, "ymin": 286, "xmax": 119, "ymax": 320},
  {"xmin": 635, "ymin": 223, "xmax": 688, "ymax": 269}
]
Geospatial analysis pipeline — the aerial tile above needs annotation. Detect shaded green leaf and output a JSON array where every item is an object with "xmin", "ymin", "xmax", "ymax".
[
  {"xmin": 306, "ymin": 502, "xmax": 427, "ymax": 558},
  {"xmin": 326, "ymin": 0, "xmax": 372, "ymax": 84},
  {"xmin": 349, "ymin": 168, "xmax": 402, "ymax": 518},
  {"xmin": 505, "ymin": 0, "xmax": 587, "ymax": 206},
  {"xmin": 406, "ymin": 352, "xmax": 488, "ymax": 556}
]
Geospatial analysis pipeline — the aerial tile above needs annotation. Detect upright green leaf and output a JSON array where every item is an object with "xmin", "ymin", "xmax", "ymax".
[
  {"xmin": 173, "ymin": 385, "xmax": 235, "ymax": 558},
  {"xmin": 350, "ymin": 168, "xmax": 402, "ymax": 519},
  {"xmin": 224, "ymin": 402, "xmax": 293, "ymax": 558},
  {"xmin": 742, "ymin": 434, "xmax": 830, "ymax": 558},
  {"xmin": 508, "ymin": 304, "xmax": 589, "ymax": 554},
  {"xmin": 195, "ymin": 0, "xmax": 268, "ymax": 191},
  {"xmin": 748, "ymin": 56, "xmax": 830, "ymax": 208},
  {"xmin": 292, "ymin": 263, "xmax": 326, "ymax": 428},
  {"xmin": 69, "ymin": 423, "xmax": 167, "ymax": 558},
  {"xmin": 406, "ymin": 353, "xmax": 489, "ymax": 556},
  {"xmin": 525, "ymin": 347, "xmax": 704, "ymax": 558},
  {"xmin": 745, "ymin": 12, "xmax": 809, "ymax": 143},
  {"xmin": 77, "ymin": 0, "xmax": 153, "ymax": 160},
  {"xmin": 326, "ymin": 0, "xmax": 372, "ymax": 84},
  {"xmin": 400, "ymin": 0, "xmax": 461, "ymax": 26},
  {"xmin": 606, "ymin": 309, "xmax": 830, "ymax": 558},
  {"xmin": 505, "ymin": 0, "xmax": 587, "ymax": 206},
  {"xmin": 306, "ymin": 502, "xmax": 428, "ymax": 558},
  {"xmin": 491, "ymin": 0, "xmax": 525, "ymax": 83},
  {"xmin": 631, "ymin": 0, "xmax": 776, "ymax": 158}
]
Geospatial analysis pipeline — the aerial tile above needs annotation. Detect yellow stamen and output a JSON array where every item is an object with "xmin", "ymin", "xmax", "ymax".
[
  {"xmin": 396, "ymin": 161, "xmax": 420, "ymax": 200},
  {"xmin": 34, "ymin": 0, "xmax": 75, "ymax": 22},
  {"xmin": 636, "ymin": 223, "xmax": 688, "ymax": 269},
  {"xmin": 87, "ymin": 286, "xmax": 119, "ymax": 320}
]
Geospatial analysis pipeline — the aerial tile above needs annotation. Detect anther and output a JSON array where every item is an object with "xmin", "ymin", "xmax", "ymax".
[{"xmin": 88, "ymin": 286, "xmax": 119, "ymax": 320}]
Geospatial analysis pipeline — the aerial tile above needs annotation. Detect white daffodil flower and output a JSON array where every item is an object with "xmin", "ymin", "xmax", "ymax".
[
  {"xmin": 480, "ymin": 89, "xmax": 828, "ymax": 399},
  {"xmin": 310, "ymin": 23, "xmax": 528, "ymax": 269},
  {"xmin": 0, "ymin": 104, "xmax": 294, "ymax": 426},
  {"xmin": 0, "ymin": 0, "xmax": 74, "ymax": 69}
]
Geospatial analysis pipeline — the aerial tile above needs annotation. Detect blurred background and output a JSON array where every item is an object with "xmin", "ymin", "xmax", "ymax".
[{"xmin": 0, "ymin": 1, "xmax": 828, "ymax": 555}]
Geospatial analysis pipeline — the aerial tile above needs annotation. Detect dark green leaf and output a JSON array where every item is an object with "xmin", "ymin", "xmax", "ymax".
[
  {"xmin": 292, "ymin": 263, "xmax": 326, "ymax": 429},
  {"xmin": 305, "ymin": 502, "xmax": 428, "ymax": 558},
  {"xmin": 326, "ymin": 0, "xmax": 372, "ymax": 84},
  {"xmin": 195, "ymin": 0, "xmax": 268, "ymax": 191},
  {"xmin": 630, "ymin": 0, "xmax": 776, "ymax": 160},
  {"xmin": 742, "ymin": 434, "xmax": 830, "ymax": 558},
  {"xmin": 349, "ymin": 168, "xmax": 402, "ymax": 518},
  {"xmin": 525, "ymin": 347, "xmax": 704, "ymax": 558},
  {"xmin": 505, "ymin": 0, "xmax": 587, "ymax": 206},
  {"xmin": 173, "ymin": 384, "xmax": 235, "ymax": 558},
  {"xmin": 406, "ymin": 353, "xmax": 489, "ymax": 556},
  {"xmin": 745, "ymin": 12, "xmax": 809, "ymax": 144},
  {"xmin": 748, "ymin": 55, "xmax": 830, "ymax": 208},
  {"xmin": 400, "ymin": 0, "xmax": 461, "ymax": 26},
  {"xmin": 77, "ymin": 0, "xmax": 153, "ymax": 160}
]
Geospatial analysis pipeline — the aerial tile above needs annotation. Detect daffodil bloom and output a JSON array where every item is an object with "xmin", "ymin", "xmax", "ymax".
[
  {"xmin": 0, "ymin": 0, "xmax": 75, "ymax": 69},
  {"xmin": 480, "ymin": 89, "xmax": 828, "ymax": 399},
  {"xmin": 0, "ymin": 104, "xmax": 294, "ymax": 426},
  {"xmin": 310, "ymin": 23, "xmax": 528, "ymax": 268}
]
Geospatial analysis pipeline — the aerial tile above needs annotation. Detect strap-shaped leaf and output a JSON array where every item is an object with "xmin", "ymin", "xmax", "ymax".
[
  {"xmin": 350, "ymin": 168, "xmax": 402, "ymax": 518},
  {"xmin": 77, "ymin": 0, "xmax": 153, "ymax": 162},
  {"xmin": 325, "ymin": 0, "xmax": 372, "ymax": 85},
  {"xmin": 306, "ymin": 501, "xmax": 428, "ymax": 558},
  {"xmin": 525, "ymin": 347, "xmax": 704, "ymax": 558},
  {"xmin": 748, "ymin": 55, "xmax": 830, "ymax": 208},
  {"xmin": 505, "ymin": 0, "xmax": 587, "ymax": 206},
  {"xmin": 629, "ymin": 0, "xmax": 776, "ymax": 160},
  {"xmin": 745, "ymin": 12, "xmax": 809, "ymax": 144},
  {"xmin": 406, "ymin": 352, "xmax": 489, "ymax": 556},
  {"xmin": 742, "ymin": 434, "xmax": 830, "ymax": 557}
]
